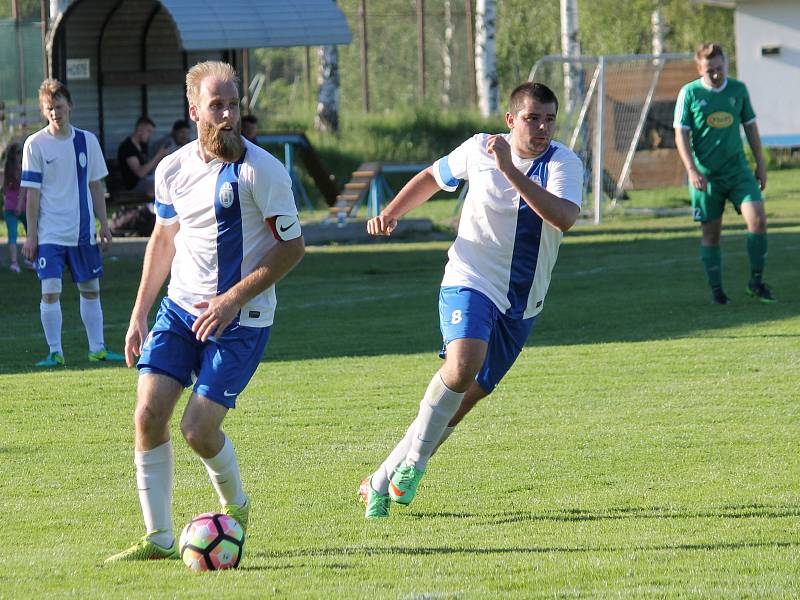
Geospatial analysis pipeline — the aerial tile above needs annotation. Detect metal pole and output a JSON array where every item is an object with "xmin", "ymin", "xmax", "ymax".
[
  {"xmin": 304, "ymin": 47, "xmax": 311, "ymax": 105},
  {"xmin": 592, "ymin": 56, "xmax": 605, "ymax": 225},
  {"xmin": 359, "ymin": 0, "xmax": 369, "ymax": 112},
  {"xmin": 13, "ymin": 0, "xmax": 25, "ymax": 105},
  {"xmin": 417, "ymin": 0, "xmax": 425, "ymax": 101},
  {"xmin": 40, "ymin": 0, "xmax": 48, "ymax": 79},
  {"xmin": 242, "ymin": 48, "xmax": 250, "ymax": 114},
  {"xmin": 465, "ymin": 0, "xmax": 477, "ymax": 107}
]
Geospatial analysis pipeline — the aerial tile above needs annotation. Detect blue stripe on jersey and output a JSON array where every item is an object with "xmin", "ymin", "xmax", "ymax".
[
  {"xmin": 214, "ymin": 156, "xmax": 245, "ymax": 296},
  {"xmin": 505, "ymin": 144, "xmax": 558, "ymax": 318},
  {"xmin": 72, "ymin": 130, "xmax": 92, "ymax": 245},
  {"xmin": 154, "ymin": 199, "xmax": 177, "ymax": 219},
  {"xmin": 22, "ymin": 170, "xmax": 42, "ymax": 183},
  {"xmin": 438, "ymin": 155, "xmax": 460, "ymax": 188}
]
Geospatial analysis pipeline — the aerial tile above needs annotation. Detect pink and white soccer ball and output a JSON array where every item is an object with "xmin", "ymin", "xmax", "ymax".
[{"xmin": 179, "ymin": 512, "xmax": 245, "ymax": 572}]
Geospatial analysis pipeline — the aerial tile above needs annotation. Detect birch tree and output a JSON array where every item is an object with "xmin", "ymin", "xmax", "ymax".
[
  {"xmin": 440, "ymin": 0, "xmax": 453, "ymax": 107},
  {"xmin": 560, "ymin": 0, "xmax": 581, "ymax": 116},
  {"xmin": 475, "ymin": 0, "xmax": 499, "ymax": 117},
  {"xmin": 315, "ymin": 45, "xmax": 340, "ymax": 133}
]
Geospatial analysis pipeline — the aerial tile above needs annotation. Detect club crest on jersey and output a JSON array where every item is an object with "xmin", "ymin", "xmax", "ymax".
[
  {"xmin": 78, "ymin": 152, "xmax": 87, "ymax": 168},
  {"xmin": 218, "ymin": 182, "xmax": 235, "ymax": 208}
]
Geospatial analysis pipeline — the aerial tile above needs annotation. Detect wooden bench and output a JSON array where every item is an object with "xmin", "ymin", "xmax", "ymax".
[
  {"xmin": 105, "ymin": 159, "xmax": 154, "ymax": 236},
  {"xmin": 105, "ymin": 158, "xmax": 150, "ymax": 209}
]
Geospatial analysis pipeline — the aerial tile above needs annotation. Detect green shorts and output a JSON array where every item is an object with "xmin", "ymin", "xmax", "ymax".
[{"xmin": 691, "ymin": 161, "xmax": 763, "ymax": 222}]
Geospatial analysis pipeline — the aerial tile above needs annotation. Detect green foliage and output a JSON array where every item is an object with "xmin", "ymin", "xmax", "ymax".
[
  {"xmin": 2, "ymin": 169, "xmax": 800, "ymax": 597},
  {"xmin": 0, "ymin": 0, "xmax": 40, "ymax": 19},
  {"xmin": 257, "ymin": 104, "xmax": 505, "ymax": 207}
]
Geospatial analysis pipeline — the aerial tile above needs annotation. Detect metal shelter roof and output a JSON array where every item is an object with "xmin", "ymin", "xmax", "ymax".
[{"xmin": 159, "ymin": 0, "xmax": 352, "ymax": 50}]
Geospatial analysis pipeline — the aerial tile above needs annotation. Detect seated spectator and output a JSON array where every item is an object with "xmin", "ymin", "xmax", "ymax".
[
  {"xmin": 242, "ymin": 114, "xmax": 259, "ymax": 144},
  {"xmin": 154, "ymin": 119, "xmax": 193, "ymax": 155},
  {"xmin": 117, "ymin": 116, "xmax": 169, "ymax": 197}
]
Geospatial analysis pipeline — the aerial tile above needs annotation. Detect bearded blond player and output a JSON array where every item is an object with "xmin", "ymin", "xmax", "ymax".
[{"xmin": 106, "ymin": 61, "xmax": 305, "ymax": 562}]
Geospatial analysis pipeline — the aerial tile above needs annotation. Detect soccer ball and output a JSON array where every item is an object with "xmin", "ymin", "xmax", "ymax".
[{"xmin": 179, "ymin": 512, "xmax": 245, "ymax": 572}]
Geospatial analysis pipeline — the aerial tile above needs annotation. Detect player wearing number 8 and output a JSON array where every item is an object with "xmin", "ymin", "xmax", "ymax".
[{"xmin": 362, "ymin": 82, "xmax": 584, "ymax": 518}]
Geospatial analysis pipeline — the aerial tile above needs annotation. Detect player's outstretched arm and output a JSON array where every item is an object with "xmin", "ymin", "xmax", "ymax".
[
  {"xmin": 89, "ymin": 180, "xmax": 112, "ymax": 250},
  {"xmin": 192, "ymin": 235, "xmax": 305, "ymax": 342},
  {"xmin": 675, "ymin": 127, "xmax": 706, "ymax": 191},
  {"xmin": 21, "ymin": 188, "xmax": 40, "ymax": 262},
  {"xmin": 125, "ymin": 223, "xmax": 177, "ymax": 367},
  {"xmin": 743, "ymin": 122, "xmax": 767, "ymax": 191},
  {"xmin": 366, "ymin": 167, "xmax": 440, "ymax": 236},
  {"xmin": 488, "ymin": 135, "xmax": 579, "ymax": 232}
]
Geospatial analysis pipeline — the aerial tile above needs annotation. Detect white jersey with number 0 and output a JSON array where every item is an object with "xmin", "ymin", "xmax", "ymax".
[
  {"xmin": 154, "ymin": 139, "xmax": 297, "ymax": 328},
  {"xmin": 432, "ymin": 134, "xmax": 583, "ymax": 319}
]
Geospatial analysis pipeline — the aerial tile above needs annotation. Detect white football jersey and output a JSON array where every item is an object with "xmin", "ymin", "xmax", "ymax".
[
  {"xmin": 433, "ymin": 134, "xmax": 583, "ymax": 319},
  {"xmin": 21, "ymin": 126, "xmax": 108, "ymax": 246},
  {"xmin": 154, "ymin": 139, "xmax": 297, "ymax": 328}
]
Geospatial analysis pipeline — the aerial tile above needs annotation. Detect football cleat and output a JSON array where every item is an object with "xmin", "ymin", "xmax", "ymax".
[
  {"xmin": 746, "ymin": 282, "xmax": 776, "ymax": 304},
  {"xmin": 104, "ymin": 533, "xmax": 178, "ymax": 562},
  {"xmin": 88, "ymin": 348, "xmax": 125, "ymax": 362},
  {"xmin": 361, "ymin": 476, "xmax": 390, "ymax": 519},
  {"xmin": 222, "ymin": 495, "xmax": 250, "ymax": 533},
  {"xmin": 388, "ymin": 462, "xmax": 424, "ymax": 505},
  {"xmin": 35, "ymin": 352, "xmax": 65, "ymax": 367},
  {"xmin": 711, "ymin": 287, "xmax": 730, "ymax": 305}
]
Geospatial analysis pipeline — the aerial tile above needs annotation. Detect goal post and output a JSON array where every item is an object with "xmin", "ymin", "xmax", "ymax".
[{"xmin": 528, "ymin": 52, "xmax": 694, "ymax": 223}]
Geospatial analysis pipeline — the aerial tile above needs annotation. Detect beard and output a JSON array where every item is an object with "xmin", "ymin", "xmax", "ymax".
[{"xmin": 198, "ymin": 120, "xmax": 244, "ymax": 163}]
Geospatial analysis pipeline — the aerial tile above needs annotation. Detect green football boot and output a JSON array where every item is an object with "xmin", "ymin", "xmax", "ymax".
[
  {"xmin": 35, "ymin": 352, "xmax": 65, "ymax": 367},
  {"xmin": 746, "ymin": 282, "xmax": 776, "ymax": 304},
  {"xmin": 361, "ymin": 477, "xmax": 390, "ymax": 519},
  {"xmin": 389, "ymin": 462, "xmax": 424, "ymax": 505},
  {"xmin": 223, "ymin": 495, "xmax": 250, "ymax": 533},
  {"xmin": 88, "ymin": 348, "xmax": 125, "ymax": 362},
  {"xmin": 104, "ymin": 532, "xmax": 178, "ymax": 563}
]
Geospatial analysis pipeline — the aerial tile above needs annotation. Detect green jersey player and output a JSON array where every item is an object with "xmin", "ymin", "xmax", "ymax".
[{"xmin": 674, "ymin": 43, "xmax": 774, "ymax": 304}]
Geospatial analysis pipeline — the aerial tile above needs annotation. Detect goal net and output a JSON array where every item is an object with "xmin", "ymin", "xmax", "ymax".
[{"xmin": 528, "ymin": 52, "xmax": 695, "ymax": 223}]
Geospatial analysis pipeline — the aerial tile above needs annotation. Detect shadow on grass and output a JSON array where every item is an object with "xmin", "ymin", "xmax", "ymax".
[
  {"xmin": 408, "ymin": 503, "xmax": 800, "ymax": 525},
  {"xmin": 0, "ymin": 227, "xmax": 797, "ymax": 373},
  {"xmin": 248, "ymin": 539, "xmax": 797, "ymax": 563}
]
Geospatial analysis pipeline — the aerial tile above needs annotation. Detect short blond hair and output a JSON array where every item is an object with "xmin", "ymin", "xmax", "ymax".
[
  {"xmin": 38, "ymin": 78, "xmax": 71, "ymax": 109},
  {"xmin": 695, "ymin": 43, "xmax": 725, "ymax": 63},
  {"xmin": 186, "ymin": 61, "xmax": 239, "ymax": 106}
]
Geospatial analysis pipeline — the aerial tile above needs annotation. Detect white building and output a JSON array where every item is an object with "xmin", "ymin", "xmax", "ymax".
[{"xmin": 698, "ymin": 0, "xmax": 800, "ymax": 146}]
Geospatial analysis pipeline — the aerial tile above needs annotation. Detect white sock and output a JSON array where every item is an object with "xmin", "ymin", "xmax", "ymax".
[
  {"xmin": 135, "ymin": 441, "xmax": 174, "ymax": 548},
  {"xmin": 40, "ymin": 301, "xmax": 62, "ymax": 354},
  {"xmin": 406, "ymin": 373, "xmax": 464, "ymax": 471},
  {"xmin": 201, "ymin": 435, "xmax": 246, "ymax": 508},
  {"xmin": 371, "ymin": 418, "xmax": 419, "ymax": 495},
  {"xmin": 436, "ymin": 426, "xmax": 456, "ymax": 451},
  {"xmin": 79, "ymin": 296, "xmax": 105, "ymax": 353}
]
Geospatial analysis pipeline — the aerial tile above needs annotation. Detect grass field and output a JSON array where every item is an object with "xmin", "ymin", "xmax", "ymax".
[{"xmin": 1, "ymin": 170, "xmax": 799, "ymax": 598}]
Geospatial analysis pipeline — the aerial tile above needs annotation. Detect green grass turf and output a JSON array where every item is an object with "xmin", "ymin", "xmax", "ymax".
[{"xmin": 1, "ymin": 170, "xmax": 799, "ymax": 598}]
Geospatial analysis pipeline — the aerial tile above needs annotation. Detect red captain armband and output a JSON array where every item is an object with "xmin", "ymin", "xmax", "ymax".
[{"xmin": 267, "ymin": 215, "xmax": 302, "ymax": 241}]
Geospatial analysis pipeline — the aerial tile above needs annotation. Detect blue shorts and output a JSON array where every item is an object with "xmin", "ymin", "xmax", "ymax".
[
  {"xmin": 138, "ymin": 298, "xmax": 271, "ymax": 408},
  {"xmin": 37, "ymin": 243, "xmax": 102, "ymax": 282},
  {"xmin": 439, "ymin": 286, "xmax": 536, "ymax": 393}
]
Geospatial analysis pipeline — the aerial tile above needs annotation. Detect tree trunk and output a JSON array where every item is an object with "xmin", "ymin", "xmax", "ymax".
[
  {"xmin": 441, "ymin": 0, "xmax": 453, "ymax": 107},
  {"xmin": 651, "ymin": 1, "xmax": 666, "ymax": 56},
  {"xmin": 315, "ymin": 45, "xmax": 340, "ymax": 133},
  {"xmin": 560, "ymin": 0, "xmax": 581, "ymax": 116},
  {"xmin": 475, "ymin": 0, "xmax": 498, "ymax": 117}
]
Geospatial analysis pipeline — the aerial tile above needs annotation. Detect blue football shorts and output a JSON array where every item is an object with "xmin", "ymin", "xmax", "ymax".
[
  {"xmin": 137, "ymin": 297, "xmax": 271, "ymax": 408},
  {"xmin": 36, "ymin": 243, "xmax": 102, "ymax": 282},
  {"xmin": 438, "ymin": 286, "xmax": 537, "ymax": 393}
]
